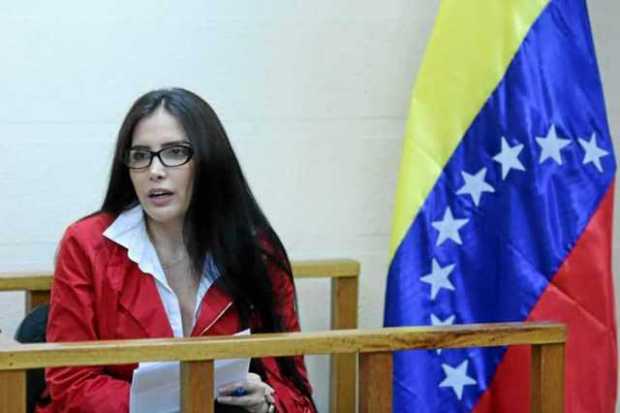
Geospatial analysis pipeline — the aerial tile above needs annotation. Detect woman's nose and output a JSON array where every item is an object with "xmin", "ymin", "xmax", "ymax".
[{"xmin": 148, "ymin": 156, "xmax": 166, "ymax": 180}]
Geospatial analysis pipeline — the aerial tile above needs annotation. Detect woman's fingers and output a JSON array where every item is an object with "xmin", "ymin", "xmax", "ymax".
[
  {"xmin": 248, "ymin": 373, "xmax": 275, "ymax": 394},
  {"xmin": 217, "ymin": 374, "xmax": 274, "ymax": 412},
  {"xmin": 216, "ymin": 393, "xmax": 260, "ymax": 406},
  {"xmin": 247, "ymin": 372, "xmax": 262, "ymax": 383},
  {"xmin": 217, "ymin": 381, "xmax": 247, "ymax": 396},
  {"xmin": 218, "ymin": 380, "xmax": 264, "ymax": 396},
  {"xmin": 218, "ymin": 373, "xmax": 274, "ymax": 396}
]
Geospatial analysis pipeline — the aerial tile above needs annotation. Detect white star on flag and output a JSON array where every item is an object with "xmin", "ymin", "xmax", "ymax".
[
  {"xmin": 420, "ymin": 259, "xmax": 455, "ymax": 300},
  {"xmin": 430, "ymin": 313, "xmax": 456, "ymax": 354},
  {"xmin": 493, "ymin": 137, "xmax": 525, "ymax": 180},
  {"xmin": 456, "ymin": 168, "xmax": 495, "ymax": 206},
  {"xmin": 439, "ymin": 360, "xmax": 478, "ymax": 400},
  {"xmin": 431, "ymin": 207, "xmax": 469, "ymax": 246},
  {"xmin": 578, "ymin": 133, "xmax": 609, "ymax": 172},
  {"xmin": 536, "ymin": 125, "xmax": 571, "ymax": 165}
]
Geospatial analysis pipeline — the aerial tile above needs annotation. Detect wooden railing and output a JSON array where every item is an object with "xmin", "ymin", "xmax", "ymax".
[
  {"xmin": 0, "ymin": 322, "xmax": 566, "ymax": 413},
  {"xmin": 0, "ymin": 259, "xmax": 359, "ymax": 412}
]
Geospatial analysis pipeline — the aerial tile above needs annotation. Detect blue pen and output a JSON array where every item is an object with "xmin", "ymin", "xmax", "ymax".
[{"xmin": 231, "ymin": 387, "xmax": 247, "ymax": 397}]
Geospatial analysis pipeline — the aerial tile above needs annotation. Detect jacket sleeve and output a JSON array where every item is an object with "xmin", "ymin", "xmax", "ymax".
[
  {"xmin": 44, "ymin": 225, "xmax": 130, "ymax": 413},
  {"xmin": 258, "ymin": 255, "xmax": 316, "ymax": 413}
]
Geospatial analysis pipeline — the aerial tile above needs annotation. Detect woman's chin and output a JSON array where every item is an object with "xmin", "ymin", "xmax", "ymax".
[{"xmin": 143, "ymin": 206, "xmax": 184, "ymax": 228}]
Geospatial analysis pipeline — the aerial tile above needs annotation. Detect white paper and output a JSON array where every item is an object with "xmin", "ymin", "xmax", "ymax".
[{"xmin": 129, "ymin": 329, "xmax": 251, "ymax": 413}]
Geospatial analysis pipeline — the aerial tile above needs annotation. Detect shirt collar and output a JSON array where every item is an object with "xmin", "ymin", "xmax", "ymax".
[
  {"xmin": 102, "ymin": 205, "xmax": 220, "ymax": 283},
  {"xmin": 103, "ymin": 204, "xmax": 161, "ymax": 279},
  {"xmin": 102, "ymin": 204, "xmax": 143, "ymax": 247}
]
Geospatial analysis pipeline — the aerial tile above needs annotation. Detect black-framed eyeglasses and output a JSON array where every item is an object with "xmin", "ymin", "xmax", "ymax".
[{"xmin": 124, "ymin": 144, "xmax": 194, "ymax": 169}]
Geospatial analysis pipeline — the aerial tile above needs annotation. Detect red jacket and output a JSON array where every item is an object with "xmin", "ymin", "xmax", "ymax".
[{"xmin": 37, "ymin": 213, "xmax": 315, "ymax": 413}]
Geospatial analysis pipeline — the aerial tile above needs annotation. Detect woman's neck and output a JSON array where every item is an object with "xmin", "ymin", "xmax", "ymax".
[{"xmin": 145, "ymin": 217, "xmax": 187, "ymax": 264}]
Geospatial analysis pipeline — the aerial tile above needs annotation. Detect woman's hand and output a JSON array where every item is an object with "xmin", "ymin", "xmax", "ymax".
[{"xmin": 217, "ymin": 372, "xmax": 275, "ymax": 413}]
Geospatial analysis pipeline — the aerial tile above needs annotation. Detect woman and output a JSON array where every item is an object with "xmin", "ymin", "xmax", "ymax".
[{"xmin": 38, "ymin": 88, "xmax": 316, "ymax": 413}]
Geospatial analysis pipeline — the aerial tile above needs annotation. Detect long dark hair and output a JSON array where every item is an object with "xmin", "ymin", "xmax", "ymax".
[{"xmin": 101, "ymin": 88, "xmax": 313, "ymax": 401}]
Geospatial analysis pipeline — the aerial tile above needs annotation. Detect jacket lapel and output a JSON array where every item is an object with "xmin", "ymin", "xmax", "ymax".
[
  {"xmin": 192, "ymin": 282, "xmax": 235, "ymax": 336},
  {"xmin": 106, "ymin": 249, "xmax": 173, "ymax": 339}
]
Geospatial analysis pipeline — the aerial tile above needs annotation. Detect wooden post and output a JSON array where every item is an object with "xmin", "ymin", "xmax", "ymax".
[
  {"xmin": 359, "ymin": 352, "xmax": 392, "ymax": 413},
  {"xmin": 25, "ymin": 291, "xmax": 50, "ymax": 313},
  {"xmin": 330, "ymin": 276, "xmax": 358, "ymax": 412},
  {"xmin": 181, "ymin": 360, "xmax": 213, "ymax": 413},
  {"xmin": 531, "ymin": 343, "xmax": 564, "ymax": 413},
  {"xmin": 0, "ymin": 370, "xmax": 26, "ymax": 413}
]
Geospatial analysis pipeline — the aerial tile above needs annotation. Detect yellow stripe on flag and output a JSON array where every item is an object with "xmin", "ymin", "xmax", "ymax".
[{"xmin": 390, "ymin": 0, "xmax": 549, "ymax": 256}]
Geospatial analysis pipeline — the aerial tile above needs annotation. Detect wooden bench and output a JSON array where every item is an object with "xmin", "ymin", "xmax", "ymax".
[
  {"xmin": 0, "ymin": 259, "xmax": 359, "ymax": 412},
  {"xmin": 0, "ymin": 322, "xmax": 566, "ymax": 413}
]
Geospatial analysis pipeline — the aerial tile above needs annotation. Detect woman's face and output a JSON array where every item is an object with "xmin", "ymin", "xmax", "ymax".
[{"xmin": 129, "ymin": 106, "xmax": 194, "ymax": 229}]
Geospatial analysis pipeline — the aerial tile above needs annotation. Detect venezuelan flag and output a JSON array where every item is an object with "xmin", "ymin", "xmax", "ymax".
[{"xmin": 383, "ymin": 0, "xmax": 617, "ymax": 412}]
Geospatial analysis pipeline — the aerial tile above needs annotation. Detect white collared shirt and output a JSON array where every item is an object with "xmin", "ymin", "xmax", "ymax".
[{"xmin": 103, "ymin": 205, "xmax": 217, "ymax": 337}]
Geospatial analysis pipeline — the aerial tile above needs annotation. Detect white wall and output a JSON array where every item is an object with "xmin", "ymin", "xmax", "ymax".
[{"xmin": 0, "ymin": 1, "xmax": 618, "ymax": 412}]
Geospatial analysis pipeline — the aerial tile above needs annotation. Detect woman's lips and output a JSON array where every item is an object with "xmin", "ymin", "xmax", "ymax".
[{"xmin": 148, "ymin": 192, "xmax": 174, "ymax": 206}]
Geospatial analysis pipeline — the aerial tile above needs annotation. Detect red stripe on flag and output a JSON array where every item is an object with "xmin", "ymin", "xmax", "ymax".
[{"xmin": 473, "ymin": 183, "xmax": 617, "ymax": 413}]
